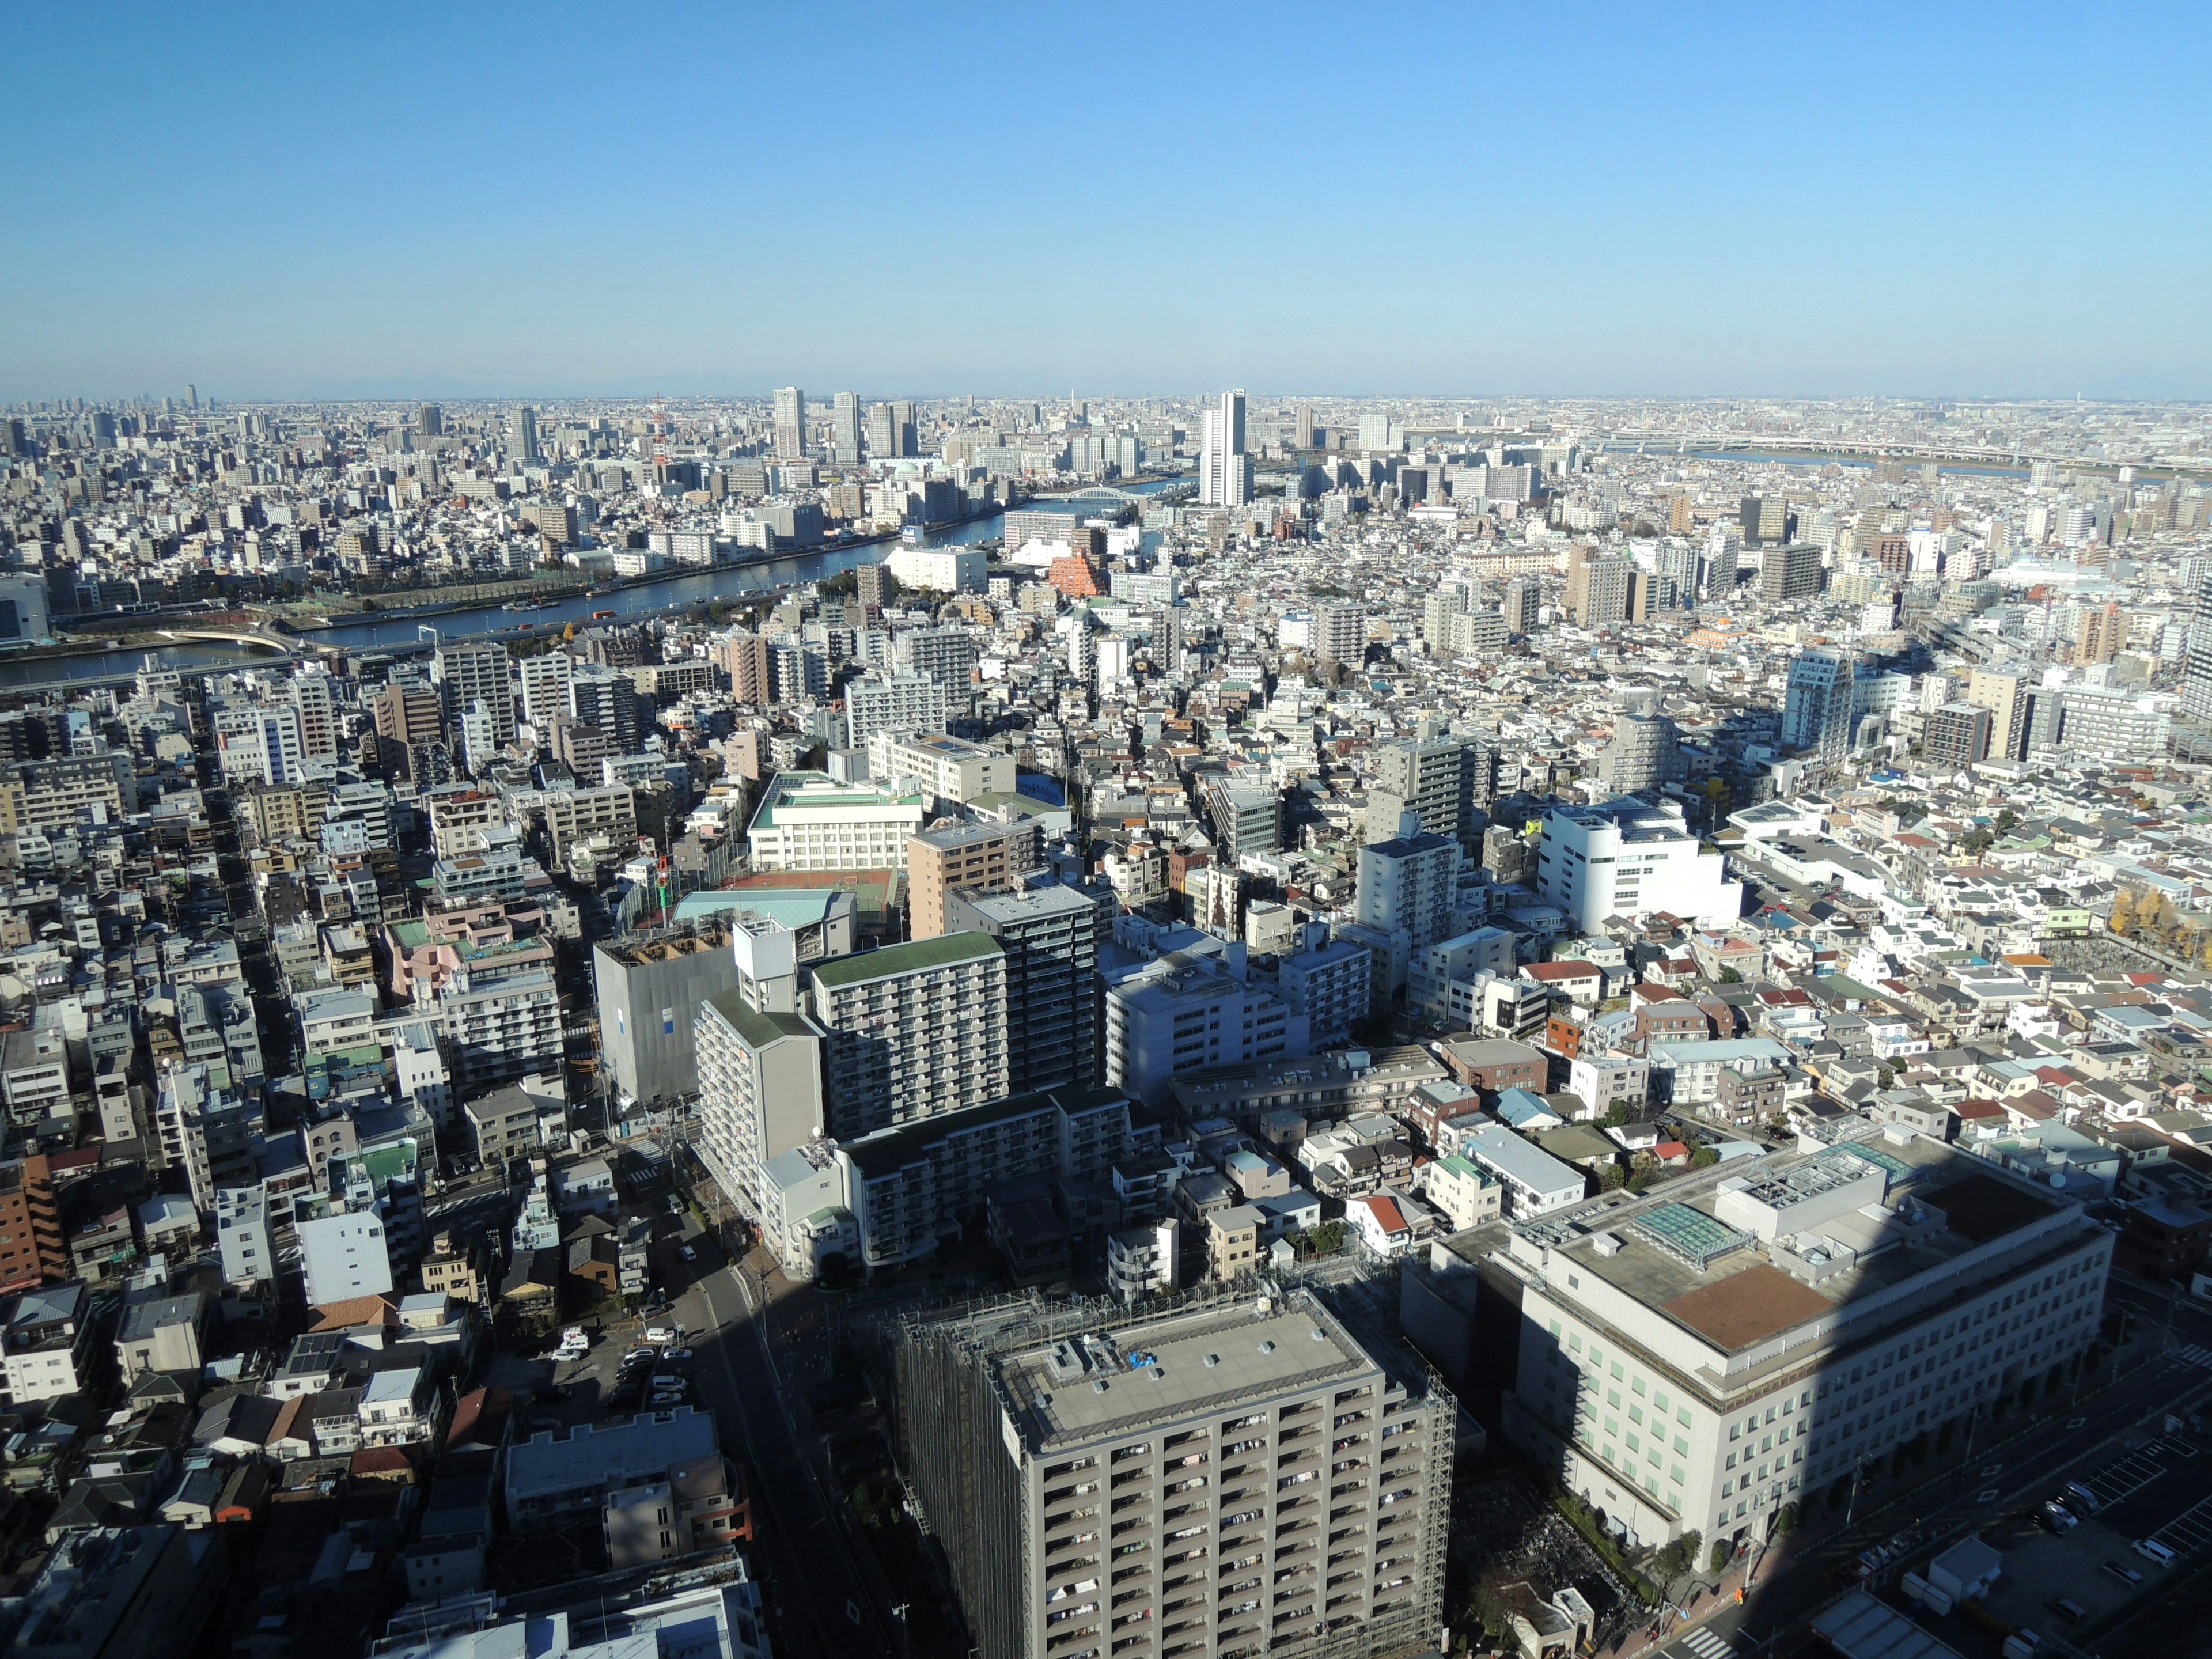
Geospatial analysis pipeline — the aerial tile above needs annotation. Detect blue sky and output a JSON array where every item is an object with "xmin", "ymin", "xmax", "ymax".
[{"xmin": 5, "ymin": 2, "xmax": 2207, "ymax": 401}]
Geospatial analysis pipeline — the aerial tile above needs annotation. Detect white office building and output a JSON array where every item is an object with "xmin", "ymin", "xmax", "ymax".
[
  {"xmin": 745, "ymin": 770, "xmax": 925, "ymax": 872},
  {"xmin": 885, "ymin": 544, "xmax": 987, "ymax": 594},
  {"xmin": 1494, "ymin": 1132, "xmax": 2113, "ymax": 1550},
  {"xmin": 1537, "ymin": 797, "xmax": 1743, "ymax": 934}
]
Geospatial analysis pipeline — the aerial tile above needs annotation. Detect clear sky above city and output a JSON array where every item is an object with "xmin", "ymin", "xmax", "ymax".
[{"xmin": 5, "ymin": 1, "xmax": 2208, "ymax": 403}]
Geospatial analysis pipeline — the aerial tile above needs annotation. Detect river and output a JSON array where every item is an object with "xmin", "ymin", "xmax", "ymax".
[{"xmin": 0, "ymin": 474, "xmax": 1187, "ymax": 691}]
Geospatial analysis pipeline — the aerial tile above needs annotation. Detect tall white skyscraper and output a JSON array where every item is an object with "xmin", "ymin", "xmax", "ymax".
[
  {"xmin": 772, "ymin": 386, "xmax": 806, "ymax": 458},
  {"xmin": 1199, "ymin": 387, "xmax": 1251, "ymax": 507},
  {"xmin": 1781, "ymin": 646, "xmax": 1854, "ymax": 762}
]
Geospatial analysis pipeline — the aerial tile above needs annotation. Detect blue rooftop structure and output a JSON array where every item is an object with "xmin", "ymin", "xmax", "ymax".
[{"xmin": 1495, "ymin": 1088, "xmax": 1562, "ymax": 1130}]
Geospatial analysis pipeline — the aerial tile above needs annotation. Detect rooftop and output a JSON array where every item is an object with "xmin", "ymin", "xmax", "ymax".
[
  {"xmin": 991, "ymin": 1289, "xmax": 1377, "ymax": 1449},
  {"xmin": 1535, "ymin": 1133, "xmax": 2081, "ymax": 1355},
  {"xmin": 808, "ymin": 930, "xmax": 1002, "ymax": 990}
]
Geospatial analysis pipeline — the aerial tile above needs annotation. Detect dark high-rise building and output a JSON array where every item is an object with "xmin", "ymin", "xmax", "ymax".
[
  {"xmin": 431, "ymin": 641, "xmax": 515, "ymax": 750},
  {"xmin": 1925, "ymin": 701, "xmax": 1993, "ymax": 770},
  {"xmin": 1759, "ymin": 542, "xmax": 1825, "ymax": 604},
  {"xmin": 1739, "ymin": 494, "xmax": 1790, "ymax": 544},
  {"xmin": 895, "ymin": 1286, "xmax": 1457, "ymax": 1659},
  {"xmin": 1780, "ymin": 647, "xmax": 1853, "ymax": 760},
  {"xmin": 943, "ymin": 881, "xmax": 1105, "ymax": 1094},
  {"xmin": 1368, "ymin": 734, "xmax": 1495, "ymax": 849},
  {"xmin": 1502, "ymin": 576, "xmax": 1539, "ymax": 634},
  {"xmin": 416, "ymin": 403, "xmax": 442, "ymax": 437}
]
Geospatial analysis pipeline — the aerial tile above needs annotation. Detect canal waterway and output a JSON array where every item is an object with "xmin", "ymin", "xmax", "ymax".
[{"xmin": 1, "ymin": 475, "xmax": 1186, "ymax": 691}]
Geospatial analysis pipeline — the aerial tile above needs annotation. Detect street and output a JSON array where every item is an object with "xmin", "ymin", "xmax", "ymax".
[{"xmin": 665, "ymin": 1232, "xmax": 900, "ymax": 1659}]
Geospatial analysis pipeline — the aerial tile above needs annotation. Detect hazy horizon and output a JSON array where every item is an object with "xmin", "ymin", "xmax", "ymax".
[{"xmin": 6, "ymin": 2, "xmax": 2208, "ymax": 404}]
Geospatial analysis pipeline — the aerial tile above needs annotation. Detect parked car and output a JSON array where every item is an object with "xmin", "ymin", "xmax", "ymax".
[
  {"xmin": 2101, "ymin": 1561, "xmax": 2143, "ymax": 1586},
  {"xmin": 664, "ymin": 1348, "xmax": 692, "ymax": 1363},
  {"xmin": 680, "ymin": 1245, "xmax": 697, "ymax": 1262},
  {"xmin": 2038, "ymin": 1503, "xmax": 2077, "ymax": 1533},
  {"xmin": 622, "ymin": 1347, "xmax": 657, "ymax": 1367},
  {"xmin": 644, "ymin": 1326, "xmax": 677, "ymax": 1343},
  {"xmin": 649, "ymin": 1389, "xmax": 685, "ymax": 1407},
  {"xmin": 2133, "ymin": 1539, "xmax": 2176, "ymax": 1568},
  {"xmin": 650, "ymin": 1373, "xmax": 687, "ymax": 1391},
  {"xmin": 2044, "ymin": 1600, "xmax": 2086, "ymax": 1624}
]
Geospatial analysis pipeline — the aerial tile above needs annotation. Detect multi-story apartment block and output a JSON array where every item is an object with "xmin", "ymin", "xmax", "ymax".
[
  {"xmin": 839, "ymin": 1085, "xmax": 1133, "ymax": 1272},
  {"xmin": 1492, "ymin": 1131, "xmax": 2112, "ymax": 1550},
  {"xmin": 1366, "ymin": 736, "xmax": 1495, "ymax": 848},
  {"xmin": 806, "ymin": 933, "xmax": 1008, "ymax": 1136},
  {"xmin": 694, "ymin": 991, "xmax": 827, "ymax": 1240},
  {"xmin": 908, "ymin": 819, "xmax": 1043, "ymax": 940},
  {"xmin": 868, "ymin": 731, "xmax": 1014, "ymax": 803},
  {"xmin": 1354, "ymin": 818, "xmax": 1461, "ymax": 961},
  {"xmin": 943, "ymin": 882, "xmax": 1104, "ymax": 1096},
  {"xmin": 1105, "ymin": 953, "xmax": 1308, "ymax": 1109},
  {"xmin": 844, "ymin": 671, "xmax": 949, "ymax": 749},
  {"xmin": 896, "ymin": 1285, "xmax": 1456, "ymax": 1659}
]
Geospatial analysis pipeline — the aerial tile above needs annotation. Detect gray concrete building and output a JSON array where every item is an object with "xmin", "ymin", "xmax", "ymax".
[
  {"xmin": 895, "ymin": 1283, "xmax": 1455, "ymax": 1659},
  {"xmin": 592, "ymin": 919, "xmax": 744, "ymax": 1107}
]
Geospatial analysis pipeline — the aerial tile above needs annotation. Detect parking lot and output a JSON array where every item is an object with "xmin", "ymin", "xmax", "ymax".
[
  {"xmin": 483, "ymin": 1161, "xmax": 714, "ymax": 1437},
  {"xmin": 1972, "ymin": 1431, "xmax": 2208, "ymax": 1638}
]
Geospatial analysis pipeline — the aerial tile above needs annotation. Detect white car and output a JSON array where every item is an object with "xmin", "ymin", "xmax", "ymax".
[{"xmin": 644, "ymin": 1326, "xmax": 677, "ymax": 1344}]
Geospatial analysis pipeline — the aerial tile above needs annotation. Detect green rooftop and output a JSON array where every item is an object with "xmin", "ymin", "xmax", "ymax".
[
  {"xmin": 751, "ymin": 770, "xmax": 924, "ymax": 831},
  {"xmin": 702, "ymin": 991, "xmax": 816, "ymax": 1048},
  {"xmin": 808, "ymin": 931, "xmax": 1002, "ymax": 990}
]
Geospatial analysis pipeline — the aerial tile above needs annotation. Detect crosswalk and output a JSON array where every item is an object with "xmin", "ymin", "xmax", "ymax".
[
  {"xmin": 2176, "ymin": 1344, "xmax": 2212, "ymax": 1369},
  {"xmin": 1680, "ymin": 1627, "xmax": 1738, "ymax": 1659}
]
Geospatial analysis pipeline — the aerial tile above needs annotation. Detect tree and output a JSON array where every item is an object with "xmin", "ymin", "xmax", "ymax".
[
  {"xmin": 1598, "ymin": 1164, "xmax": 1628, "ymax": 1191},
  {"xmin": 1718, "ymin": 967, "xmax": 1743, "ymax": 984},
  {"xmin": 1309, "ymin": 1219, "xmax": 1347, "ymax": 1256},
  {"xmin": 2108, "ymin": 889, "xmax": 2137, "ymax": 935},
  {"xmin": 1774, "ymin": 1502, "xmax": 1798, "ymax": 1536},
  {"xmin": 1709, "ymin": 1540, "xmax": 1732, "ymax": 1574},
  {"xmin": 1690, "ymin": 1146, "xmax": 1719, "ymax": 1169}
]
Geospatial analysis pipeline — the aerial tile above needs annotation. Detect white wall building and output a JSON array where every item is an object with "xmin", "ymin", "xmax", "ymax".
[
  {"xmin": 1494, "ymin": 1135, "xmax": 2113, "ymax": 1550},
  {"xmin": 1105, "ymin": 952, "xmax": 1309, "ymax": 1109},
  {"xmin": 865, "ymin": 731, "xmax": 1014, "ymax": 804},
  {"xmin": 885, "ymin": 545, "xmax": 987, "ymax": 594},
  {"xmin": 299, "ymin": 1211, "xmax": 394, "ymax": 1306},
  {"xmin": 745, "ymin": 771, "xmax": 925, "ymax": 872},
  {"xmin": 843, "ymin": 673, "xmax": 950, "ymax": 750},
  {"xmin": 1537, "ymin": 798, "xmax": 1743, "ymax": 934}
]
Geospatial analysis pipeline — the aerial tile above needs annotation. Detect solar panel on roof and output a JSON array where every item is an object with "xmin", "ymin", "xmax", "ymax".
[
  {"xmin": 1631, "ymin": 1201, "xmax": 1754, "ymax": 1270},
  {"xmin": 1830, "ymin": 1141, "xmax": 1915, "ymax": 1184}
]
